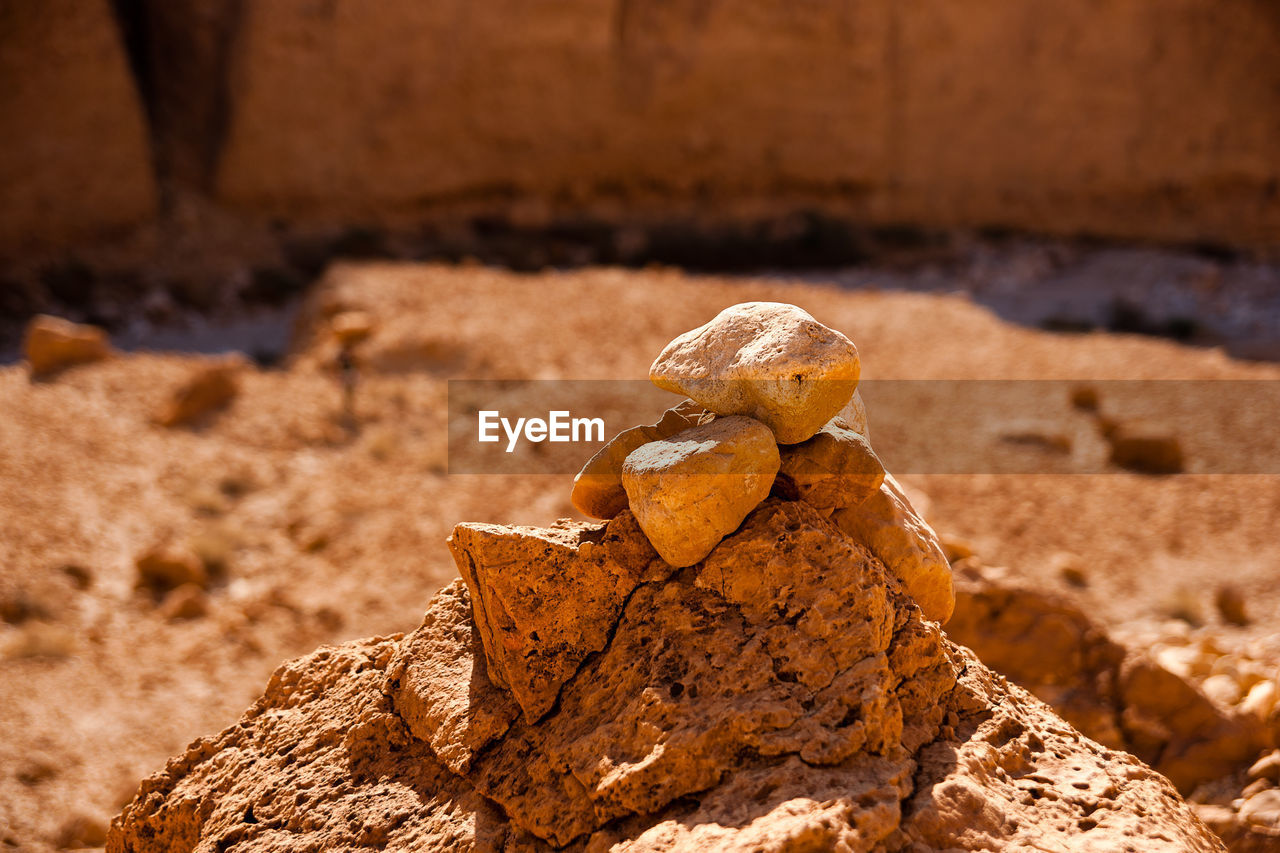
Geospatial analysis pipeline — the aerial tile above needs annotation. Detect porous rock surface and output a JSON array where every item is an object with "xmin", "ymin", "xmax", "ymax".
[
  {"xmin": 449, "ymin": 511, "xmax": 672, "ymax": 722},
  {"xmin": 109, "ymin": 500, "xmax": 1222, "ymax": 852},
  {"xmin": 946, "ymin": 561, "xmax": 1271, "ymax": 794},
  {"xmin": 649, "ymin": 302, "xmax": 861, "ymax": 444}
]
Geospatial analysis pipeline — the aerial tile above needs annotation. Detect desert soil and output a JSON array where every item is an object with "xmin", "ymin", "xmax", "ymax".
[{"xmin": 1, "ymin": 262, "xmax": 1277, "ymax": 850}]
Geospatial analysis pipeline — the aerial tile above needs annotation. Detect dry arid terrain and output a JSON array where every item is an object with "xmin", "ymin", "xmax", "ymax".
[{"xmin": 2, "ymin": 264, "xmax": 1278, "ymax": 850}]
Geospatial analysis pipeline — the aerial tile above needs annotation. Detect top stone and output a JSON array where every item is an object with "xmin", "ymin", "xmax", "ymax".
[{"xmin": 649, "ymin": 303, "xmax": 860, "ymax": 444}]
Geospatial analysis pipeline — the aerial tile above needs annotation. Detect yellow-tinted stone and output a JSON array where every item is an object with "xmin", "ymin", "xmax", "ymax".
[
  {"xmin": 571, "ymin": 399, "xmax": 715, "ymax": 519},
  {"xmin": 23, "ymin": 315, "xmax": 111, "ymax": 377},
  {"xmin": 622, "ymin": 416, "xmax": 780, "ymax": 567},
  {"xmin": 650, "ymin": 302, "xmax": 860, "ymax": 444},
  {"xmin": 778, "ymin": 421, "xmax": 885, "ymax": 513},
  {"xmin": 833, "ymin": 389, "xmax": 869, "ymax": 439},
  {"xmin": 834, "ymin": 474, "xmax": 954, "ymax": 623}
]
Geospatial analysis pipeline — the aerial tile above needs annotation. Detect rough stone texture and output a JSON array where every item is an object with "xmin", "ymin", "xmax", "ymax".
[
  {"xmin": 572, "ymin": 400, "xmax": 715, "ymax": 520},
  {"xmin": 109, "ymin": 500, "xmax": 1224, "ymax": 852},
  {"xmin": 154, "ymin": 356, "xmax": 245, "ymax": 427},
  {"xmin": 896, "ymin": 647, "xmax": 1225, "ymax": 853},
  {"xmin": 621, "ymin": 416, "xmax": 780, "ymax": 567},
  {"xmin": 778, "ymin": 421, "xmax": 885, "ymax": 513},
  {"xmin": 108, "ymin": 637, "xmax": 513, "ymax": 853},
  {"xmin": 448, "ymin": 511, "xmax": 672, "ymax": 722},
  {"xmin": 650, "ymin": 303, "xmax": 861, "ymax": 444},
  {"xmin": 142, "ymin": 0, "xmax": 1279, "ymax": 247},
  {"xmin": 947, "ymin": 562, "xmax": 1271, "ymax": 795},
  {"xmin": 23, "ymin": 315, "xmax": 112, "ymax": 377},
  {"xmin": 0, "ymin": 0, "xmax": 156, "ymax": 250},
  {"xmin": 1190, "ymin": 754, "xmax": 1280, "ymax": 853},
  {"xmin": 834, "ymin": 474, "xmax": 955, "ymax": 624},
  {"xmin": 834, "ymin": 390, "xmax": 870, "ymax": 439},
  {"xmin": 385, "ymin": 579, "xmax": 518, "ymax": 774}
]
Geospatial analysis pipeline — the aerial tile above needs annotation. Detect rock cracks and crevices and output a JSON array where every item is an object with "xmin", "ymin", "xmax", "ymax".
[{"xmin": 109, "ymin": 500, "xmax": 1224, "ymax": 852}]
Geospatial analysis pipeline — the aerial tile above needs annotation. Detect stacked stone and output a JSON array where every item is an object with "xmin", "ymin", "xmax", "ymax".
[
  {"xmin": 447, "ymin": 302, "xmax": 954, "ymax": 731},
  {"xmin": 570, "ymin": 301, "xmax": 954, "ymax": 624}
]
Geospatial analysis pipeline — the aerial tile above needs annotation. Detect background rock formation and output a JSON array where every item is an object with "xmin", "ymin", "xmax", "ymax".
[
  {"xmin": 3, "ymin": 0, "xmax": 1280, "ymax": 255},
  {"xmin": 0, "ymin": 0, "xmax": 156, "ymax": 249}
]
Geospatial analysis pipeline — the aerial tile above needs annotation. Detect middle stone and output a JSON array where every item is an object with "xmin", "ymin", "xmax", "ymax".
[{"xmin": 622, "ymin": 416, "xmax": 781, "ymax": 567}]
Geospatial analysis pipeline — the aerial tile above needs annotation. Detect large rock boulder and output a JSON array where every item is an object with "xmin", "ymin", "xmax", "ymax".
[
  {"xmin": 109, "ymin": 501, "xmax": 1223, "ymax": 851},
  {"xmin": 0, "ymin": 0, "xmax": 156, "ymax": 249},
  {"xmin": 448, "ymin": 511, "xmax": 673, "ymax": 722}
]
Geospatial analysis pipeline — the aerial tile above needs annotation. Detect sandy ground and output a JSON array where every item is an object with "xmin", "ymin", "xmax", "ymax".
[{"xmin": 1, "ymin": 262, "xmax": 1277, "ymax": 850}]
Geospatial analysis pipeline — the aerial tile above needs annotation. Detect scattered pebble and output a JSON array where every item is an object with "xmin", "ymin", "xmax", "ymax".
[
  {"xmin": 1105, "ymin": 421, "xmax": 1185, "ymax": 474},
  {"xmin": 161, "ymin": 584, "xmax": 211, "ymax": 621},
  {"xmin": 1049, "ymin": 550, "xmax": 1090, "ymax": 584},
  {"xmin": 56, "ymin": 812, "xmax": 109, "ymax": 848},
  {"xmin": 330, "ymin": 310, "xmax": 377, "ymax": 346},
  {"xmin": 1248, "ymin": 751, "xmax": 1280, "ymax": 784},
  {"xmin": 939, "ymin": 536, "xmax": 975, "ymax": 563},
  {"xmin": 1215, "ymin": 584, "xmax": 1249, "ymax": 626},
  {"xmin": 135, "ymin": 542, "xmax": 209, "ymax": 595},
  {"xmin": 23, "ymin": 314, "xmax": 111, "ymax": 377},
  {"xmin": 155, "ymin": 355, "xmax": 246, "ymax": 427},
  {"xmin": 1071, "ymin": 386, "xmax": 1100, "ymax": 412},
  {"xmin": 0, "ymin": 622, "xmax": 75, "ymax": 659}
]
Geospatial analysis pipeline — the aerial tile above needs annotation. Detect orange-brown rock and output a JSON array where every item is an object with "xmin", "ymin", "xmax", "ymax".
[
  {"xmin": 947, "ymin": 562, "xmax": 1271, "ymax": 794},
  {"xmin": 834, "ymin": 474, "xmax": 955, "ymax": 624},
  {"xmin": 23, "ymin": 315, "xmax": 112, "ymax": 377},
  {"xmin": 1106, "ymin": 420, "xmax": 1186, "ymax": 474},
  {"xmin": 650, "ymin": 303, "xmax": 860, "ymax": 444},
  {"xmin": 154, "ymin": 356, "xmax": 245, "ymax": 427},
  {"xmin": 834, "ymin": 389, "xmax": 870, "ymax": 438},
  {"xmin": 777, "ymin": 420, "xmax": 885, "ymax": 513},
  {"xmin": 0, "ymin": 0, "xmax": 156, "ymax": 248},
  {"xmin": 151, "ymin": 2, "xmax": 1280, "ymax": 248},
  {"xmin": 385, "ymin": 579, "xmax": 518, "ymax": 773},
  {"xmin": 329, "ymin": 310, "xmax": 377, "ymax": 347},
  {"xmin": 448, "ymin": 511, "xmax": 672, "ymax": 722},
  {"xmin": 111, "ymin": 501, "xmax": 1224, "ymax": 852},
  {"xmin": 571, "ymin": 400, "xmax": 715, "ymax": 520},
  {"xmin": 134, "ymin": 543, "xmax": 208, "ymax": 595},
  {"xmin": 1189, "ymin": 755, "xmax": 1280, "ymax": 853},
  {"xmin": 621, "ymin": 416, "xmax": 780, "ymax": 566}
]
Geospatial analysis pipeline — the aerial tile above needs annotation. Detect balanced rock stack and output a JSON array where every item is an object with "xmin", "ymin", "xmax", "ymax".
[
  {"xmin": 109, "ymin": 303, "xmax": 1223, "ymax": 852},
  {"xmin": 570, "ymin": 302, "xmax": 953, "ymax": 623}
]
